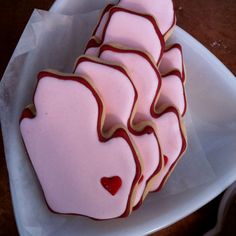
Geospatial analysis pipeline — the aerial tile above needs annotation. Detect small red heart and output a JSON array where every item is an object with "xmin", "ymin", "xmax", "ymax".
[
  {"xmin": 101, "ymin": 176, "xmax": 122, "ymax": 196},
  {"xmin": 164, "ymin": 155, "xmax": 169, "ymax": 166}
]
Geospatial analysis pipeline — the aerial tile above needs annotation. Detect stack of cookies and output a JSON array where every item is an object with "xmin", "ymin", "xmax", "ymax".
[{"xmin": 20, "ymin": 0, "xmax": 187, "ymax": 220}]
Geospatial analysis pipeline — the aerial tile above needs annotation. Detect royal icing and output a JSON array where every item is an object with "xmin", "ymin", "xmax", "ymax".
[{"xmin": 20, "ymin": 71, "xmax": 142, "ymax": 219}]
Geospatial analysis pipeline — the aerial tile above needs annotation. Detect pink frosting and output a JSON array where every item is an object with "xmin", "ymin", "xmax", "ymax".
[
  {"xmin": 100, "ymin": 47, "xmax": 160, "ymax": 124},
  {"xmin": 74, "ymin": 58, "xmax": 162, "ymax": 206},
  {"xmin": 102, "ymin": 8, "xmax": 164, "ymax": 63},
  {"xmin": 151, "ymin": 108, "xmax": 185, "ymax": 191},
  {"xmin": 118, "ymin": 0, "xmax": 175, "ymax": 36},
  {"xmin": 74, "ymin": 57, "xmax": 135, "ymax": 131},
  {"xmin": 20, "ymin": 74, "xmax": 139, "ymax": 219},
  {"xmin": 157, "ymin": 72, "xmax": 186, "ymax": 116},
  {"xmin": 159, "ymin": 45, "xmax": 185, "ymax": 82}
]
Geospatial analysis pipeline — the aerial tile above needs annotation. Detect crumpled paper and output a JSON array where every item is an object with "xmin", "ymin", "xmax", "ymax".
[{"xmin": 1, "ymin": 1, "xmax": 236, "ymax": 235}]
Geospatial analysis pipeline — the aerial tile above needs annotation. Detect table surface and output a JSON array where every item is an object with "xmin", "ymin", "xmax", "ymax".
[{"xmin": 0, "ymin": 1, "xmax": 235, "ymax": 235}]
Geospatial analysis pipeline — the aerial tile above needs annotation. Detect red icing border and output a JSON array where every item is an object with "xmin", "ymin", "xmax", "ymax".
[
  {"xmin": 84, "ymin": 37, "xmax": 100, "ymax": 54},
  {"xmin": 20, "ymin": 70, "xmax": 143, "ymax": 219}
]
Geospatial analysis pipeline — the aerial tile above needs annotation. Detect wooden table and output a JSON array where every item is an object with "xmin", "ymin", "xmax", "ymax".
[{"xmin": 0, "ymin": 1, "xmax": 235, "ymax": 235}]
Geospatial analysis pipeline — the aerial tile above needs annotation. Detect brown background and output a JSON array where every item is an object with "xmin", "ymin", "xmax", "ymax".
[{"xmin": 0, "ymin": 0, "xmax": 235, "ymax": 235}]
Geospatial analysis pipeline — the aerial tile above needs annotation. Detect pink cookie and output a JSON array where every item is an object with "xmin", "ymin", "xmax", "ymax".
[
  {"xmin": 20, "ymin": 71, "xmax": 142, "ymax": 219},
  {"xmin": 74, "ymin": 56, "xmax": 136, "ymax": 132},
  {"xmin": 118, "ymin": 0, "xmax": 176, "ymax": 39},
  {"xmin": 156, "ymin": 71, "xmax": 187, "ymax": 116},
  {"xmin": 159, "ymin": 44, "xmax": 186, "ymax": 83},
  {"xmin": 94, "ymin": 7, "xmax": 165, "ymax": 64},
  {"xmin": 99, "ymin": 44, "xmax": 162, "ymax": 125},
  {"xmin": 93, "ymin": 1, "xmax": 175, "ymax": 40},
  {"xmin": 74, "ymin": 56, "xmax": 163, "ymax": 207},
  {"xmin": 150, "ymin": 106, "xmax": 187, "ymax": 192}
]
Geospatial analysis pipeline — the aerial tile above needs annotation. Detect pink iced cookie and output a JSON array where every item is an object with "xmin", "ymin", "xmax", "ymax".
[
  {"xmin": 118, "ymin": 0, "xmax": 175, "ymax": 38},
  {"xmin": 99, "ymin": 44, "xmax": 162, "ymax": 125},
  {"xmin": 159, "ymin": 44, "xmax": 186, "ymax": 83},
  {"xmin": 156, "ymin": 71, "xmax": 187, "ymax": 116},
  {"xmin": 100, "ymin": 7, "xmax": 165, "ymax": 64},
  {"xmin": 20, "ymin": 71, "xmax": 142, "ymax": 219},
  {"xmin": 150, "ymin": 107, "xmax": 187, "ymax": 192},
  {"xmin": 74, "ymin": 57, "xmax": 163, "ymax": 207},
  {"xmin": 93, "ymin": 1, "xmax": 175, "ymax": 40},
  {"xmin": 74, "ymin": 56, "xmax": 136, "ymax": 132}
]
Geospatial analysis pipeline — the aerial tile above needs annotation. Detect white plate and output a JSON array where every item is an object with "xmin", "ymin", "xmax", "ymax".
[
  {"xmin": 1, "ymin": 1, "xmax": 236, "ymax": 235},
  {"xmin": 50, "ymin": 1, "xmax": 236, "ymax": 235}
]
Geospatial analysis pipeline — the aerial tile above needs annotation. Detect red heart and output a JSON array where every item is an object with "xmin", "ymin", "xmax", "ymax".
[
  {"xmin": 101, "ymin": 176, "xmax": 122, "ymax": 196},
  {"xmin": 164, "ymin": 155, "xmax": 169, "ymax": 166}
]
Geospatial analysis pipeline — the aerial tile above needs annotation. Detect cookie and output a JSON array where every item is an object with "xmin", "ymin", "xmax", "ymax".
[
  {"xmin": 20, "ymin": 71, "xmax": 144, "ymax": 219},
  {"xmin": 156, "ymin": 71, "xmax": 187, "ymax": 116},
  {"xmin": 159, "ymin": 44, "xmax": 186, "ymax": 83},
  {"xmin": 93, "ymin": 1, "xmax": 175, "ymax": 40},
  {"xmin": 74, "ymin": 56, "xmax": 163, "ymax": 207},
  {"xmin": 89, "ymin": 7, "xmax": 165, "ymax": 64},
  {"xmin": 99, "ymin": 44, "xmax": 162, "ymax": 126},
  {"xmin": 149, "ymin": 106, "xmax": 187, "ymax": 192},
  {"xmin": 74, "ymin": 55, "xmax": 136, "ymax": 132},
  {"xmin": 118, "ymin": 0, "xmax": 176, "ymax": 39}
]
